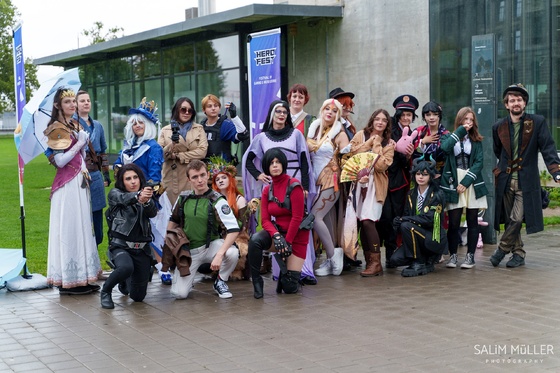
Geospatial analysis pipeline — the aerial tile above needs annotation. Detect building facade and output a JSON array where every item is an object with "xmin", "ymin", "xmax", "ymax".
[{"xmin": 35, "ymin": 1, "xmax": 560, "ymax": 243}]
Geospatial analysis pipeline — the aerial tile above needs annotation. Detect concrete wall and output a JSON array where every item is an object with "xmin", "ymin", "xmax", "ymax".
[{"xmin": 281, "ymin": 0, "xmax": 430, "ymax": 129}]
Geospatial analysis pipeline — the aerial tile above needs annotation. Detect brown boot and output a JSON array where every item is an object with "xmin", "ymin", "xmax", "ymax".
[{"xmin": 360, "ymin": 251, "xmax": 383, "ymax": 277}]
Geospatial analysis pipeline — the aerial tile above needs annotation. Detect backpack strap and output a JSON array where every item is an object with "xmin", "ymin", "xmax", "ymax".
[
  {"xmin": 268, "ymin": 178, "xmax": 301, "ymax": 210},
  {"xmin": 205, "ymin": 190, "xmax": 222, "ymax": 248}
]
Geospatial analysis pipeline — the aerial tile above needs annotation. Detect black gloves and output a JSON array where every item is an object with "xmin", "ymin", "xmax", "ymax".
[
  {"xmin": 103, "ymin": 171, "xmax": 111, "ymax": 186},
  {"xmin": 227, "ymin": 102, "xmax": 237, "ymax": 118},
  {"xmin": 393, "ymin": 216, "xmax": 403, "ymax": 231},
  {"xmin": 171, "ymin": 131, "xmax": 180, "ymax": 143},
  {"xmin": 273, "ymin": 233, "xmax": 292, "ymax": 258}
]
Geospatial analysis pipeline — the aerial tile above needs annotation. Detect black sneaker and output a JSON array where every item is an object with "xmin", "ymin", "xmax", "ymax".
[
  {"xmin": 490, "ymin": 248, "xmax": 507, "ymax": 267},
  {"xmin": 460, "ymin": 253, "xmax": 475, "ymax": 269},
  {"xmin": 506, "ymin": 253, "xmax": 525, "ymax": 268},
  {"xmin": 213, "ymin": 277, "xmax": 232, "ymax": 299}
]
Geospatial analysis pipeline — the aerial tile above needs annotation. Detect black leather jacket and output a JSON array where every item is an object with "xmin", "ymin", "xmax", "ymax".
[{"xmin": 106, "ymin": 188, "xmax": 158, "ymax": 241}]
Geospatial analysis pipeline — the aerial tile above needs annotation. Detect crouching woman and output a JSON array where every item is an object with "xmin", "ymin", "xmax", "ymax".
[
  {"xmin": 248, "ymin": 148, "xmax": 310, "ymax": 298},
  {"xmin": 101, "ymin": 163, "xmax": 158, "ymax": 309},
  {"xmin": 391, "ymin": 157, "xmax": 448, "ymax": 277}
]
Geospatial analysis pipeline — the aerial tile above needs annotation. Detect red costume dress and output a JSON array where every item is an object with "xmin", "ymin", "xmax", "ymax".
[{"xmin": 261, "ymin": 174, "xmax": 308, "ymax": 259}]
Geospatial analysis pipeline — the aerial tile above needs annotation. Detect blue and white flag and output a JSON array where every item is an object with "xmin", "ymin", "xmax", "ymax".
[{"xmin": 247, "ymin": 28, "xmax": 281, "ymax": 139}]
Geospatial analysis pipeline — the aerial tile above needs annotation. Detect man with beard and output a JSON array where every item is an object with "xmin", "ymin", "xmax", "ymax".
[{"xmin": 491, "ymin": 84, "xmax": 560, "ymax": 268}]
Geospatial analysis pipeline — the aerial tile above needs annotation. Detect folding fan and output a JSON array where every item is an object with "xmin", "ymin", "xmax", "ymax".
[{"xmin": 340, "ymin": 152, "xmax": 379, "ymax": 183}]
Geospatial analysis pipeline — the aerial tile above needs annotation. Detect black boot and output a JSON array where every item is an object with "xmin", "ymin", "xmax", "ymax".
[
  {"xmin": 100, "ymin": 291, "xmax": 114, "ymax": 309},
  {"xmin": 248, "ymin": 232, "xmax": 270, "ymax": 298},
  {"xmin": 253, "ymin": 277, "xmax": 264, "ymax": 299},
  {"xmin": 118, "ymin": 279, "xmax": 129, "ymax": 295},
  {"xmin": 276, "ymin": 272, "xmax": 283, "ymax": 293},
  {"xmin": 401, "ymin": 261, "xmax": 429, "ymax": 277},
  {"xmin": 281, "ymin": 270, "xmax": 301, "ymax": 294}
]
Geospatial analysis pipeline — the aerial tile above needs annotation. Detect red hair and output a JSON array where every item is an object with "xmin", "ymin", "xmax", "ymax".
[
  {"xmin": 336, "ymin": 95, "xmax": 354, "ymax": 109},
  {"xmin": 335, "ymin": 95, "xmax": 357, "ymax": 135},
  {"xmin": 287, "ymin": 83, "xmax": 310, "ymax": 105},
  {"xmin": 212, "ymin": 172, "xmax": 242, "ymax": 217}
]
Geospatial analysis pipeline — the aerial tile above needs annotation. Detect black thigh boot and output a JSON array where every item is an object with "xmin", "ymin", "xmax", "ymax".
[{"xmin": 248, "ymin": 230, "xmax": 271, "ymax": 299}]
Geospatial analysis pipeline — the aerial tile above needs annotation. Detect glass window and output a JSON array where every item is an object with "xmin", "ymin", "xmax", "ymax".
[
  {"xmin": 197, "ymin": 68, "xmax": 241, "ymax": 121},
  {"xmin": 497, "ymin": 34, "xmax": 504, "ymax": 55},
  {"xmin": 210, "ymin": 35, "xmax": 239, "ymax": 70},
  {"xmin": 430, "ymin": 0, "xmax": 559, "ymax": 147},
  {"xmin": 131, "ymin": 52, "xmax": 161, "ymax": 80},
  {"xmin": 498, "ymin": 1, "xmax": 504, "ymax": 21},
  {"xmin": 196, "ymin": 35, "xmax": 239, "ymax": 72},
  {"xmin": 75, "ymin": 32, "xmax": 242, "ymax": 153},
  {"xmin": 109, "ymin": 57, "xmax": 132, "ymax": 82},
  {"xmin": 164, "ymin": 75, "xmax": 196, "ymax": 124},
  {"xmin": 550, "ymin": 4, "xmax": 560, "ymax": 144},
  {"xmin": 109, "ymin": 84, "xmax": 129, "ymax": 153},
  {"xmin": 163, "ymin": 44, "xmax": 195, "ymax": 75},
  {"xmin": 81, "ymin": 61, "xmax": 107, "ymax": 86}
]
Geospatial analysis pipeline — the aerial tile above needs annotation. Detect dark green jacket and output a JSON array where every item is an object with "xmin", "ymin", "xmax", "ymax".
[{"xmin": 440, "ymin": 126, "xmax": 488, "ymax": 205}]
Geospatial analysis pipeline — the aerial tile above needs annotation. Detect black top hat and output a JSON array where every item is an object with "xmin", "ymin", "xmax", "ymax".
[
  {"xmin": 392, "ymin": 94, "xmax": 419, "ymax": 111},
  {"xmin": 503, "ymin": 83, "xmax": 529, "ymax": 102},
  {"xmin": 329, "ymin": 87, "xmax": 355, "ymax": 99}
]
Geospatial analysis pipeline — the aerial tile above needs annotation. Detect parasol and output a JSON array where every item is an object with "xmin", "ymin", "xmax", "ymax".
[
  {"xmin": 16, "ymin": 68, "xmax": 81, "ymax": 164},
  {"xmin": 0, "ymin": 249, "xmax": 26, "ymax": 288},
  {"xmin": 340, "ymin": 152, "xmax": 379, "ymax": 183}
]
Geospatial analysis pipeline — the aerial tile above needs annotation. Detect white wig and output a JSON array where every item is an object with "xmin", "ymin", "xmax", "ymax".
[{"xmin": 124, "ymin": 113, "xmax": 158, "ymax": 145}]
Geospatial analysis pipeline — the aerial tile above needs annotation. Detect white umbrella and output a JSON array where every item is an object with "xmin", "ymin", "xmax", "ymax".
[
  {"xmin": 8, "ymin": 68, "xmax": 80, "ymax": 291},
  {"xmin": 16, "ymin": 68, "xmax": 81, "ymax": 164}
]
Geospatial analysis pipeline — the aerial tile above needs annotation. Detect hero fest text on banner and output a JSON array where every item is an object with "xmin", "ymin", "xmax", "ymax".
[{"xmin": 247, "ymin": 28, "xmax": 281, "ymax": 139}]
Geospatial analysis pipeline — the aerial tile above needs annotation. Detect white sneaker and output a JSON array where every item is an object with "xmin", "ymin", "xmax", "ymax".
[
  {"xmin": 331, "ymin": 247, "xmax": 344, "ymax": 276},
  {"xmin": 315, "ymin": 259, "xmax": 333, "ymax": 276}
]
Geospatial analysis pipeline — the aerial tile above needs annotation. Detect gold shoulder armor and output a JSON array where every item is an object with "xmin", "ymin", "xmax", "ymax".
[{"xmin": 44, "ymin": 122, "xmax": 73, "ymax": 150}]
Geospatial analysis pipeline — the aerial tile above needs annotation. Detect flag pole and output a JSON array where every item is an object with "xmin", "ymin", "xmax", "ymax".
[{"xmin": 12, "ymin": 22, "xmax": 31, "ymax": 279}]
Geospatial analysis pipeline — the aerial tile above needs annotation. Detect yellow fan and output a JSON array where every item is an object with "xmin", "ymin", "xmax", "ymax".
[{"xmin": 340, "ymin": 152, "xmax": 379, "ymax": 183}]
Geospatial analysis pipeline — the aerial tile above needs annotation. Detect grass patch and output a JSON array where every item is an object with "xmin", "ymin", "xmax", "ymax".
[
  {"xmin": 1, "ymin": 135, "xmax": 109, "ymax": 275},
  {"xmin": 544, "ymin": 216, "xmax": 560, "ymax": 226}
]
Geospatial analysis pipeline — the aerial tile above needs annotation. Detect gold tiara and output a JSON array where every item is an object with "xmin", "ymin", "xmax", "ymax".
[{"xmin": 60, "ymin": 89, "xmax": 75, "ymax": 99}]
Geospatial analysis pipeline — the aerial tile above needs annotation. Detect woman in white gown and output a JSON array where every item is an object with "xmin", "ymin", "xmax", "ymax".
[{"xmin": 43, "ymin": 88, "xmax": 102, "ymax": 294}]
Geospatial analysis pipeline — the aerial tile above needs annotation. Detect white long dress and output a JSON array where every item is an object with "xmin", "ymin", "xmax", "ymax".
[{"xmin": 47, "ymin": 156, "xmax": 101, "ymax": 288}]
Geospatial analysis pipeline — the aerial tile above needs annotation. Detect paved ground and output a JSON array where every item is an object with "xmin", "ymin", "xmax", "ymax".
[{"xmin": 2, "ymin": 228, "xmax": 560, "ymax": 373}]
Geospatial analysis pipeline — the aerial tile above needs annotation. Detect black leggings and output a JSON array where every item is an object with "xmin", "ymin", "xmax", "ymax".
[
  {"xmin": 447, "ymin": 208, "xmax": 479, "ymax": 255},
  {"xmin": 102, "ymin": 247, "xmax": 152, "ymax": 302}
]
